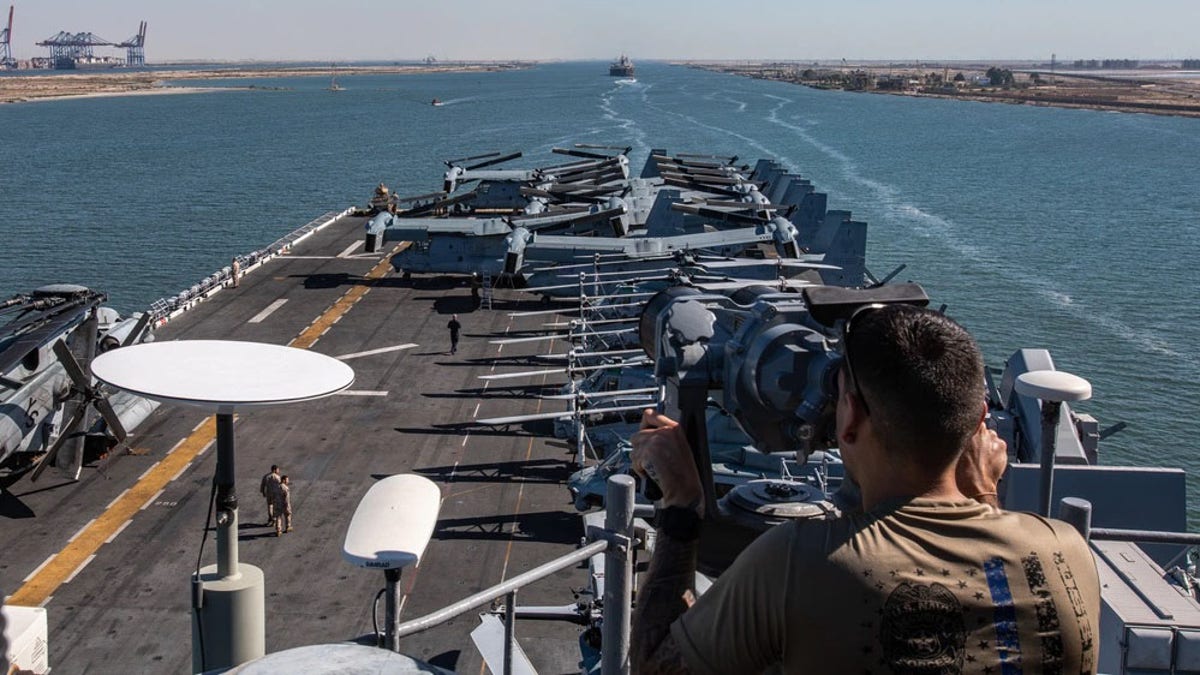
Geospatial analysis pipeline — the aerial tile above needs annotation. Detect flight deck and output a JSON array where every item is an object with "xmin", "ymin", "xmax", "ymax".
[{"xmin": 0, "ymin": 213, "xmax": 589, "ymax": 673}]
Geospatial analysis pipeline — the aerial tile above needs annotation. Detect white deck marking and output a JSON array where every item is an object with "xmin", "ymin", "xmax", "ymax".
[
  {"xmin": 23, "ymin": 556, "xmax": 55, "ymax": 584},
  {"xmin": 248, "ymin": 299, "xmax": 288, "ymax": 324},
  {"xmin": 67, "ymin": 519, "xmax": 97, "ymax": 544},
  {"xmin": 105, "ymin": 488, "xmax": 131, "ymax": 511},
  {"xmin": 137, "ymin": 462, "xmax": 161, "ymax": 481},
  {"xmin": 334, "ymin": 390, "xmax": 389, "ymax": 397},
  {"xmin": 105, "ymin": 520, "xmax": 133, "ymax": 544},
  {"xmin": 337, "ymin": 240, "xmax": 365, "ymax": 258},
  {"xmin": 336, "ymin": 343, "xmax": 418, "ymax": 361},
  {"xmin": 140, "ymin": 489, "xmax": 165, "ymax": 511},
  {"xmin": 63, "ymin": 555, "xmax": 97, "ymax": 584}
]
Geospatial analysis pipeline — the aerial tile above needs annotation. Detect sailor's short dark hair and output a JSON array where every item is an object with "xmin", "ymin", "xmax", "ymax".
[
  {"xmin": 271, "ymin": 464, "xmax": 279, "ymax": 472},
  {"xmin": 846, "ymin": 305, "xmax": 984, "ymax": 467}
]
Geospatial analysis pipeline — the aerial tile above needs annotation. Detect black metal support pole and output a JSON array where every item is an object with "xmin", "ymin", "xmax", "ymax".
[
  {"xmin": 504, "ymin": 590, "xmax": 516, "ymax": 675},
  {"xmin": 215, "ymin": 412, "xmax": 238, "ymax": 578},
  {"xmin": 1037, "ymin": 400, "xmax": 1063, "ymax": 517},
  {"xmin": 385, "ymin": 568, "xmax": 402, "ymax": 653}
]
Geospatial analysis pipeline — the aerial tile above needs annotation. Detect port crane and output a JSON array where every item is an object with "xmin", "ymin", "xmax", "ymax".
[{"xmin": 0, "ymin": 5, "xmax": 15, "ymax": 68}]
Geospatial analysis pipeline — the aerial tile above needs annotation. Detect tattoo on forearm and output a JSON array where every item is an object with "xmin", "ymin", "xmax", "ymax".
[{"xmin": 632, "ymin": 533, "xmax": 698, "ymax": 674}]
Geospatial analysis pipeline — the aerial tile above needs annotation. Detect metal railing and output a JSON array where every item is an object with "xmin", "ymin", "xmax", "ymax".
[
  {"xmin": 392, "ymin": 475, "xmax": 637, "ymax": 675},
  {"xmin": 146, "ymin": 209, "xmax": 351, "ymax": 326}
]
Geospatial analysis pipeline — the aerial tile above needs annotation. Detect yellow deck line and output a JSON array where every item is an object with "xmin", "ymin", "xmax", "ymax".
[
  {"xmin": 8, "ymin": 240, "xmax": 406, "ymax": 607},
  {"xmin": 290, "ymin": 246, "xmax": 403, "ymax": 349},
  {"xmin": 8, "ymin": 417, "xmax": 217, "ymax": 606}
]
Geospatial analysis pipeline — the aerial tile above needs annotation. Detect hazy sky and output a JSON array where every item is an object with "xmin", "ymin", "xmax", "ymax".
[{"xmin": 6, "ymin": 1, "xmax": 1198, "ymax": 63}]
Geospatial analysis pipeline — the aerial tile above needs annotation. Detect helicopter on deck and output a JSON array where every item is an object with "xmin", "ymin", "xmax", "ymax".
[{"xmin": 0, "ymin": 285, "xmax": 158, "ymax": 484}]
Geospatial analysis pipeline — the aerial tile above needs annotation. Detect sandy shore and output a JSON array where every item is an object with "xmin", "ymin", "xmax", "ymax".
[
  {"xmin": 685, "ymin": 62, "xmax": 1200, "ymax": 119},
  {"xmin": 0, "ymin": 63, "xmax": 531, "ymax": 104}
]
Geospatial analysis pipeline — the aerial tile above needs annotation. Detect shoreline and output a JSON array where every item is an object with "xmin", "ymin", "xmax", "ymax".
[
  {"xmin": 684, "ymin": 62, "xmax": 1200, "ymax": 119},
  {"xmin": 0, "ymin": 62, "xmax": 532, "ymax": 104}
]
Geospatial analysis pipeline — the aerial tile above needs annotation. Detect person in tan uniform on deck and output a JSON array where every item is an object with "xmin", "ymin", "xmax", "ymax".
[
  {"xmin": 631, "ymin": 304, "xmax": 1100, "ymax": 674},
  {"xmin": 259, "ymin": 465, "xmax": 281, "ymax": 527},
  {"xmin": 274, "ymin": 475, "xmax": 293, "ymax": 536}
]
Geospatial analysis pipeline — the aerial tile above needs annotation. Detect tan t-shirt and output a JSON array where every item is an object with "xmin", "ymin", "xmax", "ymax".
[{"xmin": 671, "ymin": 499, "xmax": 1100, "ymax": 674}]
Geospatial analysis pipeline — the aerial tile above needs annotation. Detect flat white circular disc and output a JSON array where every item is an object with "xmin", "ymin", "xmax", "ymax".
[{"xmin": 91, "ymin": 340, "xmax": 354, "ymax": 411}]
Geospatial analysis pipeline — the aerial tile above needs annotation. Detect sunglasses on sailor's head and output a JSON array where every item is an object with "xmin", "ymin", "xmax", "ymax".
[{"xmin": 841, "ymin": 303, "xmax": 886, "ymax": 416}]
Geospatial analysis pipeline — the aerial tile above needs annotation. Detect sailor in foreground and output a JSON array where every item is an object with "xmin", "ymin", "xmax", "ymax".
[{"xmin": 630, "ymin": 305, "xmax": 1100, "ymax": 674}]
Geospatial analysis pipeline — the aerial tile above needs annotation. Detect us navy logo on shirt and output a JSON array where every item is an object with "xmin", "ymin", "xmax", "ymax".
[{"xmin": 879, "ymin": 581, "xmax": 967, "ymax": 673}]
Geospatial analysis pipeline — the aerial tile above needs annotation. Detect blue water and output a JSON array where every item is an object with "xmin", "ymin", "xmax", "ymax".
[{"xmin": 2, "ymin": 61, "xmax": 1198, "ymax": 523}]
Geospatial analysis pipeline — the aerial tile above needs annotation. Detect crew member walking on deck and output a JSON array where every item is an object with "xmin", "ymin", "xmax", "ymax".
[
  {"xmin": 231, "ymin": 257, "xmax": 242, "ymax": 288},
  {"xmin": 274, "ymin": 475, "xmax": 293, "ymax": 536},
  {"xmin": 259, "ymin": 464, "xmax": 281, "ymax": 526},
  {"xmin": 448, "ymin": 314, "xmax": 462, "ymax": 354}
]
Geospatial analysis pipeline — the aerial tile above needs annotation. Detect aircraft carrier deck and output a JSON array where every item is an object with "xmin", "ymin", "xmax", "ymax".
[{"xmin": 0, "ymin": 213, "xmax": 590, "ymax": 673}]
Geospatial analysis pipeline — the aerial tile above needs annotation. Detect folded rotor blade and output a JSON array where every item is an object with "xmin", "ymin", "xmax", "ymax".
[
  {"xmin": 539, "ymin": 386, "xmax": 658, "ymax": 400},
  {"xmin": 93, "ymin": 394, "xmax": 128, "ymax": 442},
  {"xmin": 120, "ymin": 312, "xmax": 153, "ymax": 347},
  {"xmin": 53, "ymin": 339, "xmax": 91, "ymax": 391},
  {"xmin": 478, "ymin": 358, "xmax": 648, "ymax": 380},
  {"xmin": 446, "ymin": 151, "xmax": 501, "ymax": 166},
  {"xmin": 30, "ymin": 403, "xmax": 88, "ymax": 482},
  {"xmin": 475, "ymin": 402, "xmax": 653, "ymax": 426},
  {"xmin": 537, "ymin": 348, "xmax": 645, "ymax": 361},
  {"xmin": 465, "ymin": 151, "xmax": 522, "ymax": 171},
  {"xmin": 490, "ymin": 327, "xmax": 635, "ymax": 345}
]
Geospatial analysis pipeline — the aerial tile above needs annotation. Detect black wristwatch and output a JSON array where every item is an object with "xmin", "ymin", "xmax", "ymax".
[{"xmin": 657, "ymin": 506, "xmax": 702, "ymax": 541}]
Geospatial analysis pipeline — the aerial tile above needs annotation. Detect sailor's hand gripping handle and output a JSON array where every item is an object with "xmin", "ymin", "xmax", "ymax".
[{"xmin": 630, "ymin": 409, "xmax": 704, "ymax": 516}]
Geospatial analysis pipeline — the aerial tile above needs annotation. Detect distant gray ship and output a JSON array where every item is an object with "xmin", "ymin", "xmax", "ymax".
[{"xmin": 608, "ymin": 55, "xmax": 634, "ymax": 77}]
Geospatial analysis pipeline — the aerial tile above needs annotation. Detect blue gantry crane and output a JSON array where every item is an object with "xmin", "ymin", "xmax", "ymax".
[
  {"xmin": 0, "ymin": 6, "xmax": 15, "ymax": 68},
  {"xmin": 36, "ymin": 20, "xmax": 146, "ymax": 69}
]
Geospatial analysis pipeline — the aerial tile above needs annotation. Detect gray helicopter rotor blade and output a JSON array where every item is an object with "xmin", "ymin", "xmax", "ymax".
[
  {"xmin": 93, "ymin": 394, "xmax": 128, "ymax": 442},
  {"xmin": 523, "ymin": 281, "xmax": 596, "ymax": 293},
  {"xmin": 121, "ymin": 312, "xmax": 153, "ymax": 347},
  {"xmin": 53, "ymin": 339, "xmax": 128, "ymax": 441},
  {"xmin": 539, "ymin": 387, "xmax": 658, "ymax": 400},
  {"xmin": 541, "ymin": 317, "xmax": 636, "ymax": 328},
  {"xmin": 504, "ymin": 294, "xmax": 648, "ymax": 314},
  {"xmin": 490, "ymin": 327, "xmax": 634, "ymax": 345},
  {"xmin": 537, "ymin": 348, "xmax": 644, "ymax": 361},
  {"xmin": 30, "ymin": 403, "xmax": 88, "ymax": 482},
  {"xmin": 476, "ymin": 402, "xmax": 654, "ymax": 426},
  {"xmin": 508, "ymin": 307, "xmax": 586, "ymax": 318},
  {"xmin": 478, "ymin": 358, "xmax": 649, "ymax": 381},
  {"xmin": 476, "ymin": 409, "xmax": 577, "ymax": 425},
  {"xmin": 699, "ymin": 259, "xmax": 840, "ymax": 271},
  {"xmin": 554, "ymin": 268, "xmax": 673, "ymax": 280},
  {"xmin": 53, "ymin": 339, "xmax": 91, "ymax": 391}
]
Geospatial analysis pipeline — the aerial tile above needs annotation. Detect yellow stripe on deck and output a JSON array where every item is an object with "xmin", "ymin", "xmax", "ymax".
[
  {"xmin": 290, "ymin": 245, "xmax": 404, "ymax": 349},
  {"xmin": 8, "ymin": 418, "xmax": 216, "ymax": 606},
  {"xmin": 7, "ymin": 241, "xmax": 407, "ymax": 607}
]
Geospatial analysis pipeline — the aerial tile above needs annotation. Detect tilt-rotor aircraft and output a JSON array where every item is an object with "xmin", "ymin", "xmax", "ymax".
[
  {"xmin": 364, "ymin": 146, "xmax": 636, "ymax": 253},
  {"xmin": 367, "ymin": 149, "xmax": 868, "ymax": 287}
]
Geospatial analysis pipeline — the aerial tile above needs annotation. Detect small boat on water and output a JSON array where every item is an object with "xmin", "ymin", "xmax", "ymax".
[
  {"xmin": 431, "ymin": 98, "xmax": 443, "ymax": 106},
  {"xmin": 327, "ymin": 75, "xmax": 344, "ymax": 92}
]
